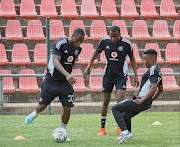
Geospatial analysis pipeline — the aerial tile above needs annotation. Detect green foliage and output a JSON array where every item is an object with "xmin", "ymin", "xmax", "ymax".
[{"xmin": 0, "ymin": 112, "xmax": 179, "ymax": 147}]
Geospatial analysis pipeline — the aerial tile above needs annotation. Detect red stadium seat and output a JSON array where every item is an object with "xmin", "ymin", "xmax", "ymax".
[
  {"xmin": 100, "ymin": 51, "xmax": 106, "ymax": 65},
  {"xmin": 71, "ymin": 69, "xmax": 86, "ymax": 93},
  {"xmin": 78, "ymin": 43, "xmax": 98, "ymax": 65},
  {"xmin": 153, "ymin": 20, "xmax": 172, "ymax": 41},
  {"xmin": 161, "ymin": 68, "xmax": 180, "ymax": 91},
  {"xmin": 19, "ymin": 69, "xmax": 39, "ymax": 93},
  {"xmin": 140, "ymin": 0, "xmax": 159, "ymax": 18},
  {"xmin": 145, "ymin": 43, "xmax": 164, "ymax": 65},
  {"xmin": 165, "ymin": 43, "xmax": 180, "ymax": 64},
  {"xmin": 50, "ymin": 20, "xmax": 66, "ymax": 41},
  {"xmin": 0, "ymin": 44, "xmax": 8, "ymax": 65},
  {"xmin": 6, "ymin": 20, "xmax": 23, "ymax": 41},
  {"xmin": 121, "ymin": 0, "xmax": 139, "ymax": 18},
  {"xmin": 34, "ymin": 44, "xmax": 47, "ymax": 65},
  {"xmin": 101, "ymin": 0, "xmax": 119, "ymax": 18},
  {"xmin": 127, "ymin": 43, "xmax": 142, "ymax": 65},
  {"xmin": 27, "ymin": 20, "xmax": 45, "ymax": 41},
  {"xmin": 40, "ymin": 0, "xmax": 58, "ymax": 18},
  {"xmin": 0, "ymin": 70, "xmax": 15, "ymax": 94},
  {"xmin": 160, "ymin": 0, "xmax": 178, "ymax": 18},
  {"xmin": 173, "ymin": 20, "xmax": 180, "ymax": 40},
  {"xmin": 90, "ymin": 20, "xmax": 108, "ymax": 41},
  {"xmin": 89, "ymin": 69, "xmax": 104, "ymax": 92},
  {"xmin": 81, "ymin": 0, "xmax": 99, "ymax": 18},
  {"xmin": 132, "ymin": 20, "xmax": 151, "ymax": 41},
  {"xmin": 0, "ymin": 0, "xmax": 16, "ymax": 18},
  {"xmin": 20, "ymin": 0, "xmax": 37, "ymax": 18},
  {"xmin": 12, "ymin": 44, "xmax": 31, "ymax": 66},
  {"xmin": 112, "ymin": 20, "xmax": 130, "ymax": 40},
  {"xmin": 126, "ymin": 76, "xmax": 133, "ymax": 92},
  {"xmin": 69, "ymin": 20, "xmax": 88, "ymax": 41},
  {"xmin": 61, "ymin": 0, "xmax": 78, "ymax": 18}
]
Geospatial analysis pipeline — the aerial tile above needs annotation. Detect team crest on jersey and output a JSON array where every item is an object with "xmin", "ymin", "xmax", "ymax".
[
  {"xmin": 118, "ymin": 46, "xmax": 123, "ymax": 51},
  {"xmin": 75, "ymin": 50, "xmax": 79, "ymax": 56},
  {"xmin": 111, "ymin": 52, "xmax": 118, "ymax": 58},
  {"xmin": 67, "ymin": 56, "xmax": 73, "ymax": 62}
]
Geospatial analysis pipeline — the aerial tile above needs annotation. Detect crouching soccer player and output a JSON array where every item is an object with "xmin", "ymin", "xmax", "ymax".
[
  {"xmin": 112, "ymin": 49, "xmax": 163, "ymax": 144},
  {"xmin": 25, "ymin": 28, "xmax": 85, "ymax": 140}
]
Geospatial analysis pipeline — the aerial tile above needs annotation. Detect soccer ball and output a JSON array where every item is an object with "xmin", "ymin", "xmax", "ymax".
[{"xmin": 52, "ymin": 128, "xmax": 67, "ymax": 143}]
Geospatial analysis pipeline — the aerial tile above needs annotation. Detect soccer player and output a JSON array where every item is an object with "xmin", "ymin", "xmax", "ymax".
[
  {"xmin": 112, "ymin": 49, "xmax": 163, "ymax": 144},
  {"xmin": 25, "ymin": 28, "xmax": 85, "ymax": 137},
  {"xmin": 83, "ymin": 26, "xmax": 139, "ymax": 136}
]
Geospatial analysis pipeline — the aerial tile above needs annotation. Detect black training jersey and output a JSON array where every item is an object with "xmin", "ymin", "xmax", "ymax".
[
  {"xmin": 137, "ymin": 65, "xmax": 162, "ymax": 101},
  {"xmin": 46, "ymin": 38, "xmax": 82, "ymax": 82},
  {"xmin": 96, "ymin": 37, "xmax": 134, "ymax": 82}
]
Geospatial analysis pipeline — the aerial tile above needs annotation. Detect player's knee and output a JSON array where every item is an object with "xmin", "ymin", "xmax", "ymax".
[
  {"xmin": 111, "ymin": 105, "xmax": 118, "ymax": 112},
  {"xmin": 103, "ymin": 98, "xmax": 110, "ymax": 106}
]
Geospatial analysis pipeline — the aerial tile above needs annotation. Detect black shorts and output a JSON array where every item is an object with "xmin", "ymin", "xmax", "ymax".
[
  {"xmin": 102, "ymin": 77, "xmax": 127, "ymax": 93},
  {"xmin": 39, "ymin": 78, "xmax": 74, "ymax": 107}
]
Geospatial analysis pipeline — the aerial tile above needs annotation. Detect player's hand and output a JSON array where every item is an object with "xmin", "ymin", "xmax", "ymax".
[
  {"xmin": 66, "ymin": 74, "xmax": 76, "ymax": 85},
  {"xmin": 133, "ymin": 98, "xmax": 143, "ymax": 105},
  {"xmin": 83, "ymin": 68, "xmax": 90, "ymax": 79},
  {"xmin": 133, "ymin": 76, "xmax": 139, "ymax": 88}
]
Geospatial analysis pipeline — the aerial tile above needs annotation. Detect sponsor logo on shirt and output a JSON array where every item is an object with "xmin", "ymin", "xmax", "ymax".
[
  {"xmin": 109, "ymin": 52, "xmax": 119, "ymax": 61},
  {"xmin": 67, "ymin": 56, "xmax": 73, "ymax": 62},
  {"xmin": 118, "ymin": 46, "xmax": 123, "ymax": 51}
]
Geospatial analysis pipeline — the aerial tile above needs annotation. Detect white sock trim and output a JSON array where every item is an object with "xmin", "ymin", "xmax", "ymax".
[
  {"xmin": 101, "ymin": 116, "xmax": 107, "ymax": 119},
  {"xmin": 60, "ymin": 122, "xmax": 67, "ymax": 129}
]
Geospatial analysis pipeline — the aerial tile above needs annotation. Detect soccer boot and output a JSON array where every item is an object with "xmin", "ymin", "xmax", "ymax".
[
  {"xmin": 119, "ymin": 131, "xmax": 133, "ymax": 144},
  {"xmin": 117, "ymin": 127, "xmax": 122, "ymax": 135},
  {"xmin": 97, "ymin": 128, "xmax": 106, "ymax": 135},
  {"xmin": 25, "ymin": 113, "xmax": 37, "ymax": 124}
]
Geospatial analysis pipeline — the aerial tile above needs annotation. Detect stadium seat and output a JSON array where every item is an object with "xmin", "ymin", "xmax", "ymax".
[
  {"xmin": 40, "ymin": 0, "xmax": 58, "ymax": 18},
  {"xmin": 20, "ymin": 0, "xmax": 37, "ymax": 18},
  {"xmin": 140, "ymin": 0, "xmax": 159, "ymax": 18},
  {"xmin": 145, "ymin": 43, "xmax": 164, "ymax": 65},
  {"xmin": 12, "ymin": 44, "xmax": 31, "ymax": 66},
  {"xmin": 27, "ymin": 20, "xmax": 45, "ymax": 41},
  {"xmin": 34, "ymin": 44, "xmax": 47, "ymax": 66},
  {"xmin": 0, "ymin": 70, "xmax": 15, "ymax": 94},
  {"xmin": 173, "ymin": 20, "xmax": 180, "ymax": 40},
  {"xmin": 19, "ymin": 69, "xmax": 39, "ymax": 93},
  {"xmin": 71, "ymin": 69, "xmax": 86, "ymax": 93},
  {"xmin": 112, "ymin": 20, "xmax": 130, "ymax": 40},
  {"xmin": 132, "ymin": 20, "xmax": 151, "ymax": 41},
  {"xmin": 50, "ymin": 20, "xmax": 66, "ymax": 41},
  {"xmin": 81, "ymin": 0, "xmax": 99, "ymax": 18},
  {"xmin": 101, "ymin": 0, "xmax": 119, "ymax": 18},
  {"xmin": 153, "ymin": 20, "xmax": 172, "ymax": 41},
  {"xmin": 121, "ymin": 0, "xmax": 139, "ymax": 18},
  {"xmin": 69, "ymin": 20, "xmax": 88, "ymax": 41},
  {"xmin": 160, "ymin": 0, "xmax": 178, "ymax": 18},
  {"xmin": 61, "ymin": 0, "xmax": 78, "ymax": 18},
  {"xmin": 161, "ymin": 68, "xmax": 180, "ymax": 91},
  {"xmin": 127, "ymin": 43, "xmax": 142, "ymax": 65},
  {"xmin": 6, "ymin": 20, "xmax": 23, "ymax": 41},
  {"xmin": 89, "ymin": 69, "xmax": 104, "ymax": 92},
  {"xmin": 78, "ymin": 43, "xmax": 98, "ymax": 65},
  {"xmin": 126, "ymin": 76, "xmax": 133, "ymax": 92},
  {"xmin": 165, "ymin": 43, "xmax": 180, "ymax": 64},
  {"xmin": 0, "ymin": 44, "xmax": 8, "ymax": 65},
  {"xmin": 100, "ymin": 51, "xmax": 106, "ymax": 65},
  {"xmin": 0, "ymin": 0, "xmax": 16, "ymax": 18},
  {"xmin": 90, "ymin": 20, "xmax": 108, "ymax": 41}
]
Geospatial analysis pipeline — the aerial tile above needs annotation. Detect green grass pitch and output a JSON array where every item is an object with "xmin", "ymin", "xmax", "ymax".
[{"xmin": 0, "ymin": 112, "xmax": 179, "ymax": 147}]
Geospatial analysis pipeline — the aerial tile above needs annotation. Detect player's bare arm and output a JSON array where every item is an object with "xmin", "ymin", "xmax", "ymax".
[
  {"xmin": 152, "ymin": 85, "xmax": 163, "ymax": 101},
  {"xmin": 133, "ymin": 83, "xmax": 158, "ymax": 104},
  {"xmin": 83, "ymin": 50, "xmax": 99, "ymax": 78},
  {"xmin": 53, "ymin": 54, "xmax": 76, "ymax": 85},
  {"xmin": 130, "ymin": 56, "xmax": 139, "ymax": 88}
]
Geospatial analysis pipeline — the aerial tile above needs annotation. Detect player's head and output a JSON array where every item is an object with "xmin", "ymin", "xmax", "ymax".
[
  {"xmin": 70, "ymin": 28, "xmax": 85, "ymax": 48},
  {"xmin": 143, "ymin": 49, "xmax": 157, "ymax": 68},
  {"xmin": 110, "ymin": 26, "xmax": 121, "ymax": 44}
]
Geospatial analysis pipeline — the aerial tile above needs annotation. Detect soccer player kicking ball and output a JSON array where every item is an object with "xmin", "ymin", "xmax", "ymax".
[
  {"xmin": 112, "ymin": 49, "xmax": 163, "ymax": 144},
  {"xmin": 83, "ymin": 26, "xmax": 139, "ymax": 136},
  {"xmin": 25, "ymin": 28, "xmax": 85, "ymax": 140}
]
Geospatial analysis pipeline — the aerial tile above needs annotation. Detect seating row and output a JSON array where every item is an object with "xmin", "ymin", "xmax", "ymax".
[
  {"xmin": 0, "ymin": 68, "xmax": 179, "ymax": 94},
  {"xmin": 0, "ymin": 0, "xmax": 179, "ymax": 18},
  {"xmin": 1, "ymin": 19, "xmax": 180, "ymax": 41},
  {"xmin": 0, "ymin": 43, "xmax": 179, "ymax": 66}
]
